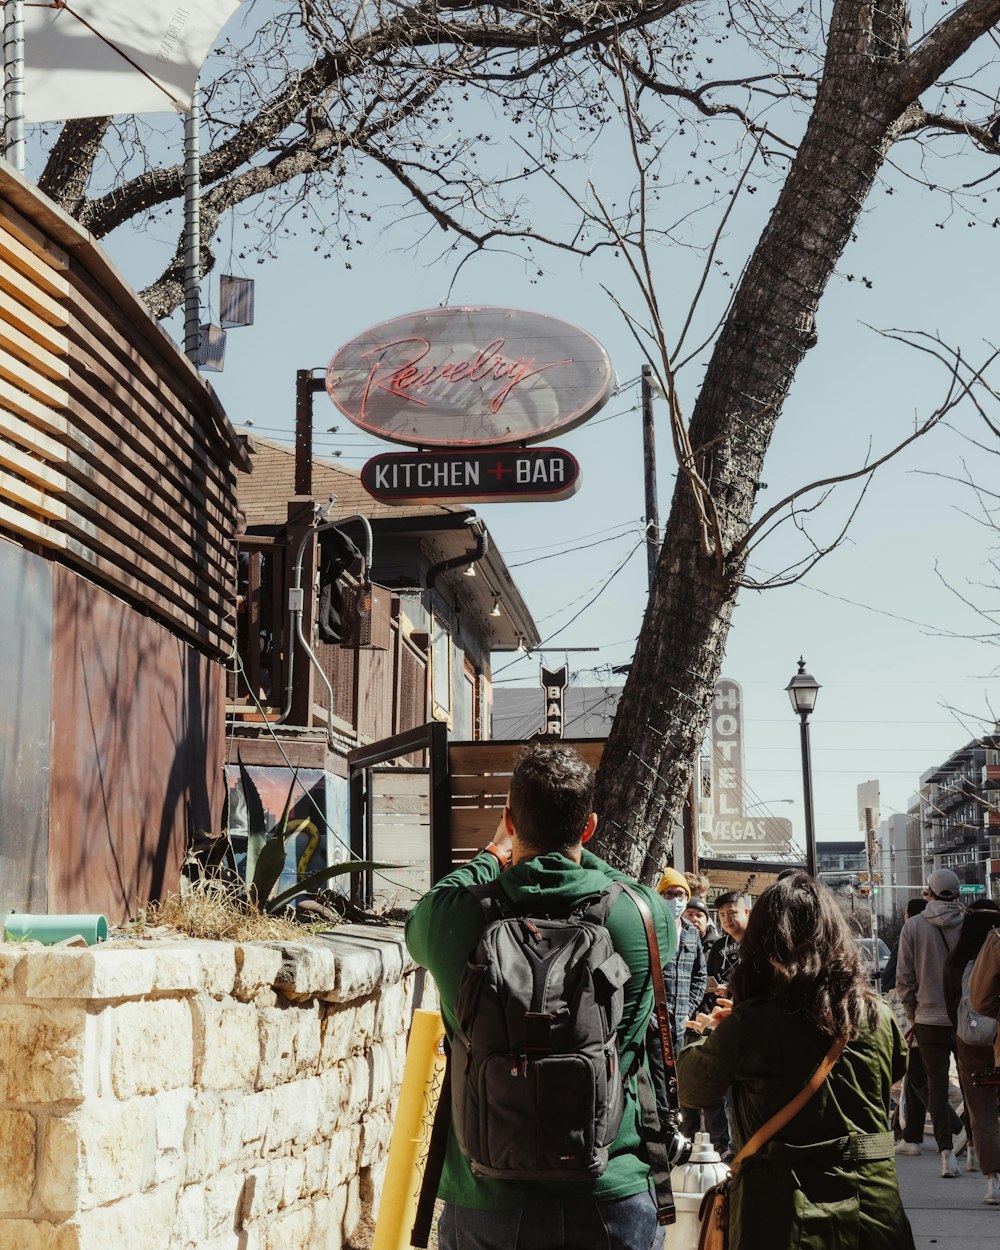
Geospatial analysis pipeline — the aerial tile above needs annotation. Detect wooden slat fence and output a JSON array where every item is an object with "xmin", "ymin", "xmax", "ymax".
[
  {"xmin": 0, "ymin": 180, "xmax": 244, "ymax": 658},
  {"xmin": 448, "ymin": 739, "xmax": 605, "ymax": 864}
]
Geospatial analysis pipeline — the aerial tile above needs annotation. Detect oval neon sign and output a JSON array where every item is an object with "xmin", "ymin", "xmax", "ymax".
[{"xmin": 326, "ymin": 306, "xmax": 614, "ymax": 448}]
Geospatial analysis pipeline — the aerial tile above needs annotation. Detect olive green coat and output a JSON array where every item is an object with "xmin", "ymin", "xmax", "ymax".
[{"xmin": 676, "ymin": 999, "xmax": 914, "ymax": 1250}]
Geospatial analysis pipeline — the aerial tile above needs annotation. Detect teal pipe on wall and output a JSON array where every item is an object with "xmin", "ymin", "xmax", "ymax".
[{"xmin": 4, "ymin": 914, "xmax": 108, "ymax": 946}]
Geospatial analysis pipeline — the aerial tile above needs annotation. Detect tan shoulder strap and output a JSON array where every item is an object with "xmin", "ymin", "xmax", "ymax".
[
  {"xmin": 619, "ymin": 883, "xmax": 679, "ymax": 1087},
  {"xmin": 732, "ymin": 1035, "xmax": 847, "ymax": 1168}
]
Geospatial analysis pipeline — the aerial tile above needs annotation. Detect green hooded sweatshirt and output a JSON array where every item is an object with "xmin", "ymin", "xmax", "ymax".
[{"xmin": 404, "ymin": 847, "xmax": 675, "ymax": 1210}]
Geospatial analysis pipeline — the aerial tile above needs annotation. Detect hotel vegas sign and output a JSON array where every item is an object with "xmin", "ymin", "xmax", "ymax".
[{"xmin": 326, "ymin": 306, "xmax": 613, "ymax": 505}]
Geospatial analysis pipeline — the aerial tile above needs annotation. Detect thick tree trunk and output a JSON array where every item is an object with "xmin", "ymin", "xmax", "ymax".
[{"xmin": 592, "ymin": 0, "xmax": 910, "ymax": 879}]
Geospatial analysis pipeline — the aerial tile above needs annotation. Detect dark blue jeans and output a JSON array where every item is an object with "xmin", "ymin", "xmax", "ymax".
[{"xmin": 438, "ymin": 1189, "xmax": 658, "ymax": 1250}]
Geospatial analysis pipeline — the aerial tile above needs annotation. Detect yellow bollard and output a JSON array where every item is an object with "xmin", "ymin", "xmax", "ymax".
[{"xmin": 372, "ymin": 1008, "xmax": 447, "ymax": 1250}]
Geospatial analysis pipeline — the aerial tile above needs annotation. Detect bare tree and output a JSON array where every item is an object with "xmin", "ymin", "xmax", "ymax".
[
  {"xmin": 592, "ymin": 0, "xmax": 1000, "ymax": 879},
  {"xmin": 33, "ymin": 0, "xmax": 834, "ymax": 313}
]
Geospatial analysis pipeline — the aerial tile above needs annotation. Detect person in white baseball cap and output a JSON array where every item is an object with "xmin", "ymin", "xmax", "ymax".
[{"xmin": 897, "ymin": 868, "xmax": 967, "ymax": 1176}]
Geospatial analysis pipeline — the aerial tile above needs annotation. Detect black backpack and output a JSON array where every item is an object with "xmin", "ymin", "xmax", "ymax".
[{"xmin": 450, "ymin": 879, "xmax": 631, "ymax": 1181}]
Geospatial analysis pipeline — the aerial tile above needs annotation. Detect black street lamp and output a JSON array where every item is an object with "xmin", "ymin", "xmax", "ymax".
[{"xmin": 786, "ymin": 657, "xmax": 821, "ymax": 878}]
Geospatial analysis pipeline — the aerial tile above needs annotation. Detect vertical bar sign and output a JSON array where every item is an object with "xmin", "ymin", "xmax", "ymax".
[{"xmin": 540, "ymin": 664, "xmax": 568, "ymax": 738}]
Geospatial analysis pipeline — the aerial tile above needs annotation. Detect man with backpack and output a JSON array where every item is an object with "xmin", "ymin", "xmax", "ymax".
[{"xmin": 405, "ymin": 743, "xmax": 675, "ymax": 1250}]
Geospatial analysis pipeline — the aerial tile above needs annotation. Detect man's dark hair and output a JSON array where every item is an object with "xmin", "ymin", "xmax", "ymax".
[
  {"xmin": 715, "ymin": 891, "xmax": 751, "ymax": 910},
  {"xmin": 904, "ymin": 896, "xmax": 928, "ymax": 919},
  {"xmin": 507, "ymin": 744, "xmax": 595, "ymax": 854}
]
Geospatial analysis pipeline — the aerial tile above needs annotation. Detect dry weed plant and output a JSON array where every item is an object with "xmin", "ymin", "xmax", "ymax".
[{"xmin": 131, "ymin": 885, "xmax": 324, "ymax": 944}]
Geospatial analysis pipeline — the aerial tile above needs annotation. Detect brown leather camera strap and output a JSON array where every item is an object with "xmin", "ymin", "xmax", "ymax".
[{"xmin": 621, "ymin": 884, "xmax": 679, "ymax": 1100}]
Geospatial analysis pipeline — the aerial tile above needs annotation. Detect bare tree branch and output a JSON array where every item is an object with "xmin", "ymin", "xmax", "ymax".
[
  {"xmin": 895, "ymin": 104, "xmax": 1000, "ymax": 156},
  {"xmin": 734, "ymin": 334, "xmax": 1000, "ymax": 559},
  {"xmin": 894, "ymin": 0, "xmax": 1000, "ymax": 103}
]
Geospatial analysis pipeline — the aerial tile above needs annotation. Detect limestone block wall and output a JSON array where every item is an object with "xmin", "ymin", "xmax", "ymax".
[{"xmin": 0, "ymin": 927, "xmax": 423, "ymax": 1250}]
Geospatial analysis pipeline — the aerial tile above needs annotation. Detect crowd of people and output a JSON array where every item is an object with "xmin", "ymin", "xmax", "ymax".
[{"xmin": 403, "ymin": 742, "xmax": 1000, "ymax": 1250}]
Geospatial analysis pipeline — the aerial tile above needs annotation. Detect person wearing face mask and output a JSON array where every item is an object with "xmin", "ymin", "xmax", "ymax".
[
  {"xmin": 656, "ymin": 870, "xmax": 708, "ymax": 1055},
  {"xmin": 679, "ymin": 894, "xmax": 733, "ymax": 1159},
  {"xmin": 645, "ymin": 870, "xmax": 712, "ymax": 1250}
]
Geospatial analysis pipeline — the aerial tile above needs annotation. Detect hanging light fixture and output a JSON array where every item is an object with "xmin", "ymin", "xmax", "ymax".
[
  {"xmin": 219, "ymin": 274, "xmax": 255, "ymax": 327},
  {"xmin": 197, "ymin": 323, "xmax": 226, "ymax": 372},
  {"xmin": 463, "ymin": 563, "xmax": 477, "ymax": 577},
  {"xmin": 490, "ymin": 595, "xmax": 501, "ymax": 617}
]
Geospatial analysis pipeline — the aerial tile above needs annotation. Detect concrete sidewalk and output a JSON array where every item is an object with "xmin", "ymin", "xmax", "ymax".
[{"xmin": 897, "ymin": 1145, "xmax": 1000, "ymax": 1247}]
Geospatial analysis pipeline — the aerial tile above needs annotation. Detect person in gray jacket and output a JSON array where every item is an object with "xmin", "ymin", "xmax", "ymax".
[{"xmin": 896, "ymin": 868, "xmax": 967, "ymax": 1177}]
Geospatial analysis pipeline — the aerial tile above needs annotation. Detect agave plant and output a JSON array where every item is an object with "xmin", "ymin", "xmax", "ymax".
[{"xmin": 214, "ymin": 757, "xmax": 388, "ymax": 915}]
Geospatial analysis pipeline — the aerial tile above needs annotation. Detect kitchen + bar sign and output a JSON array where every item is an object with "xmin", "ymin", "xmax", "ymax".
[{"xmin": 361, "ymin": 447, "xmax": 580, "ymax": 504}]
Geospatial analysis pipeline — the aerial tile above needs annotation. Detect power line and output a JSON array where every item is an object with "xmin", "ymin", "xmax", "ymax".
[
  {"xmin": 535, "ymin": 543, "xmax": 645, "ymax": 625},
  {"xmin": 504, "ymin": 521, "xmax": 642, "ymax": 555},
  {"xmin": 745, "ymin": 718, "xmax": 978, "ymax": 725},
  {"xmin": 494, "ymin": 542, "xmax": 644, "ymax": 676},
  {"xmin": 509, "ymin": 527, "xmax": 644, "ymax": 569}
]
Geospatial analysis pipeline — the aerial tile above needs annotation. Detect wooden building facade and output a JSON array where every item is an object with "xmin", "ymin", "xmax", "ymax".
[
  {"xmin": 0, "ymin": 165, "xmax": 246, "ymax": 920},
  {"xmin": 226, "ymin": 436, "xmax": 541, "ymax": 902}
]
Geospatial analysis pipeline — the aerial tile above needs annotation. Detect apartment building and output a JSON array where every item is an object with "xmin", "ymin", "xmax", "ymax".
[{"xmin": 921, "ymin": 733, "xmax": 1000, "ymax": 902}]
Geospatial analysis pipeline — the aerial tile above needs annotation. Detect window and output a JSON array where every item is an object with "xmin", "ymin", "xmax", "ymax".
[{"xmin": 431, "ymin": 617, "xmax": 451, "ymax": 720}]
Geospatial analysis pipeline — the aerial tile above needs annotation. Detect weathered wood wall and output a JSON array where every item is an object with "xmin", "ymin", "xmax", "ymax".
[
  {"xmin": 48, "ymin": 565, "xmax": 225, "ymax": 918},
  {"xmin": 0, "ymin": 167, "xmax": 243, "ymax": 918}
]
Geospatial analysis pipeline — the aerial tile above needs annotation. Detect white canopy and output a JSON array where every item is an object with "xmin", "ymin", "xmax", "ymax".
[{"xmin": 22, "ymin": 0, "xmax": 241, "ymax": 122}]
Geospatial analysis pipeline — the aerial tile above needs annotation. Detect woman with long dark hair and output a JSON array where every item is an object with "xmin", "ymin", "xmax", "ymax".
[
  {"xmin": 943, "ymin": 905, "xmax": 1000, "ymax": 1202},
  {"xmin": 677, "ymin": 872, "xmax": 914, "ymax": 1249}
]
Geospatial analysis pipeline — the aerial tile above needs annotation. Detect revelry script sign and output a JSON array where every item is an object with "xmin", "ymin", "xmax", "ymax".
[{"xmin": 326, "ymin": 307, "xmax": 614, "ymax": 448}]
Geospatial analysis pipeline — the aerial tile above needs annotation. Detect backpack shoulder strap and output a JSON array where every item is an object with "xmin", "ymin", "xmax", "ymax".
[
  {"xmin": 579, "ymin": 879, "xmax": 624, "ymax": 924},
  {"xmin": 465, "ymin": 877, "xmax": 514, "ymax": 920}
]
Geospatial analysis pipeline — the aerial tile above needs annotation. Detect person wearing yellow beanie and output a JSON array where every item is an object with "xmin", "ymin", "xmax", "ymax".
[{"xmin": 656, "ymin": 867, "xmax": 691, "ymax": 899}]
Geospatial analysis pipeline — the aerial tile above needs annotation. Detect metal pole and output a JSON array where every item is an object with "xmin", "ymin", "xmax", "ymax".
[
  {"xmin": 799, "ymin": 713, "xmax": 817, "ymax": 877},
  {"xmin": 295, "ymin": 371, "xmax": 325, "ymax": 496},
  {"xmin": 183, "ymin": 79, "xmax": 201, "ymax": 363},
  {"xmin": 866, "ymin": 809, "xmax": 880, "ymax": 975},
  {"xmin": 641, "ymin": 364, "xmax": 659, "ymax": 594},
  {"xmin": 3, "ymin": 0, "xmax": 25, "ymax": 174}
]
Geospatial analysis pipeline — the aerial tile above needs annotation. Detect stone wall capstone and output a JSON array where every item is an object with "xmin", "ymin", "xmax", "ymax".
[{"xmin": 0, "ymin": 926, "xmax": 426, "ymax": 1250}]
